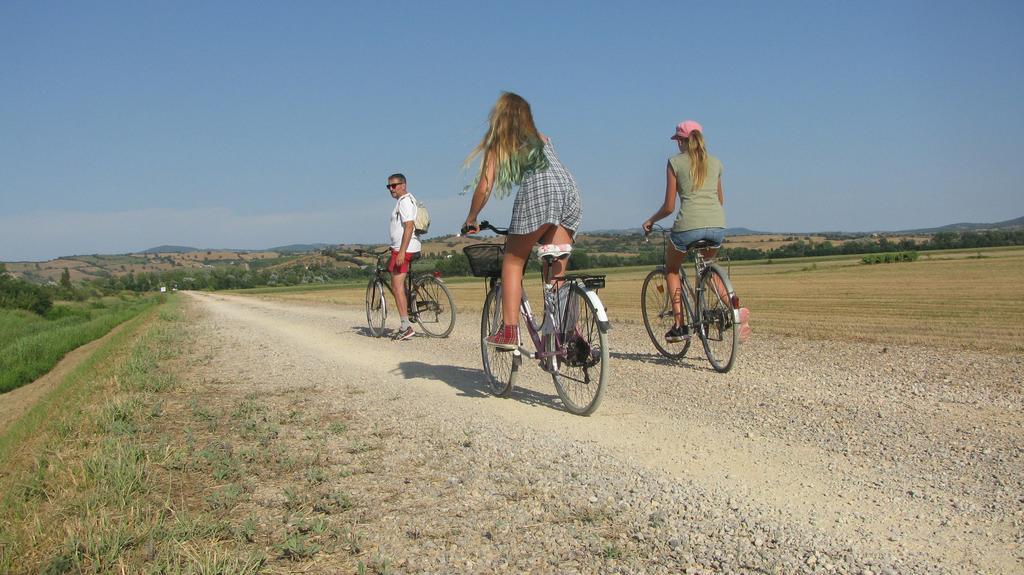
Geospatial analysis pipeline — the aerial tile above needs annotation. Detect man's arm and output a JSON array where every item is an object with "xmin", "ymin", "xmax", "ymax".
[{"xmin": 397, "ymin": 220, "xmax": 415, "ymax": 259}]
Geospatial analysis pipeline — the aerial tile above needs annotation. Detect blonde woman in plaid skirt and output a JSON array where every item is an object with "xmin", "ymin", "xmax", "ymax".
[{"xmin": 463, "ymin": 92, "xmax": 582, "ymax": 348}]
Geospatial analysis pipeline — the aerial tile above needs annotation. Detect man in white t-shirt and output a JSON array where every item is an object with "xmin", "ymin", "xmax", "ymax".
[{"xmin": 386, "ymin": 173, "xmax": 421, "ymax": 341}]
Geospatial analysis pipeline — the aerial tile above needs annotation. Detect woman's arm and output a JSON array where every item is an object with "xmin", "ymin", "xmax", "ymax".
[
  {"xmin": 642, "ymin": 162, "xmax": 678, "ymax": 233},
  {"xmin": 464, "ymin": 151, "xmax": 496, "ymax": 232},
  {"xmin": 717, "ymin": 174, "xmax": 724, "ymax": 206}
]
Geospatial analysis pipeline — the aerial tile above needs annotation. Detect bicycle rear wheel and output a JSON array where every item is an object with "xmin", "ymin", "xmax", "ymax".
[
  {"xmin": 550, "ymin": 284, "xmax": 608, "ymax": 416},
  {"xmin": 412, "ymin": 276, "xmax": 456, "ymax": 337},
  {"xmin": 697, "ymin": 266, "xmax": 738, "ymax": 373},
  {"xmin": 365, "ymin": 278, "xmax": 387, "ymax": 337},
  {"xmin": 480, "ymin": 283, "xmax": 518, "ymax": 396},
  {"xmin": 640, "ymin": 267, "xmax": 691, "ymax": 358}
]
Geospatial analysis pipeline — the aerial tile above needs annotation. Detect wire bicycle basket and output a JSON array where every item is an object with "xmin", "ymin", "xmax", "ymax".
[{"xmin": 463, "ymin": 243, "xmax": 505, "ymax": 278}]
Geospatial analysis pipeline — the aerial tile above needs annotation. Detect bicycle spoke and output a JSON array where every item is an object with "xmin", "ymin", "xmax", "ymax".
[
  {"xmin": 698, "ymin": 267, "xmax": 738, "ymax": 373},
  {"xmin": 550, "ymin": 284, "xmax": 607, "ymax": 415},
  {"xmin": 413, "ymin": 276, "xmax": 455, "ymax": 337},
  {"xmin": 641, "ymin": 268, "xmax": 690, "ymax": 358},
  {"xmin": 480, "ymin": 283, "xmax": 516, "ymax": 396},
  {"xmin": 364, "ymin": 279, "xmax": 387, "ymax": 338}
]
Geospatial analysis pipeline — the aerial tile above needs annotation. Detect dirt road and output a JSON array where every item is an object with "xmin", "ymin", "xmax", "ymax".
[{"xmin": 184, "ymin": 291, "xmax": 1022, "ymax": 573}]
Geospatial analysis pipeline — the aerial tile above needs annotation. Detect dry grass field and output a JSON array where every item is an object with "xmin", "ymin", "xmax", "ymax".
[
  {"xmin": 724, "ymin": 248, "xmax": 1024, "ymax": 352},
  {"xmin": 256, "ymin": 246, "xmax": 1024, "ymax": 354}
]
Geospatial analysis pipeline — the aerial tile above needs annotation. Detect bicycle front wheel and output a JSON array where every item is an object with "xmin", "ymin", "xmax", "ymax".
[
  {"xmin": 365, "ymin": 278, "xmax": 387, "ymax": 338},
  {"xmin": 413, "ymin": 276, "xmax": 456, "ymax": 337},
  {"xmin": 640, "ymin": 267, "xmax": 691, "ymax": 358},
  {"xmin": 480, "ymin": 283, "xmax": 518, "ymax": 397},
  {"xmin": 697, "ymin": 266, "xmax": 738, "ymax": 373},
  {"xmin": 551, "ymin": 284, "xmax": 608, "ymax": 416}
]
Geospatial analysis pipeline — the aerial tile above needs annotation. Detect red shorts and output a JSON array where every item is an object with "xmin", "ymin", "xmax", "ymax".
[{"xmin": 387, "ymin": 249, "xmax": 418, "ymax": 274}]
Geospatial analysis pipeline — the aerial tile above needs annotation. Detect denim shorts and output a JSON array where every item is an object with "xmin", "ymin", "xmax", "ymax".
[{"xmin": 669, "ymin": 227, "xmax": 725, "ymax": 252}]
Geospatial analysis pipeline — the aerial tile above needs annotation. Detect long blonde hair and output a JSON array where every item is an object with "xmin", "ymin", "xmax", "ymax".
[
  {"xmin": 464, "ymin": 92, "xmax": 549, "ymax": 198},
  {"xmin": 684, "ymin": 131, "xmax": 708, "ymax": 189}
]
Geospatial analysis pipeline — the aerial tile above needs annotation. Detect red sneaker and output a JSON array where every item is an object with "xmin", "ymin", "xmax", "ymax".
[{"xmin": 486, "ymin": 324, "xmax": 519, "ymax": 350}]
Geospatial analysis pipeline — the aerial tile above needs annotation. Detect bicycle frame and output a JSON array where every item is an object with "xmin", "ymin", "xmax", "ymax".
[
  {"xmin": 486, "ymin": 277, "xmax": 564, "ymax": 367},
  {"xmin": 676, "ymin": 257, "xmax": 707, "ymax": 333},
  {"xmin": 476, "ymin": 228, "xmax": 610, "ymax": 367},
  {"xmin": 647, "ymin": 226, "xmax": 733, "ymax": 331},
  {"xmin": 368, "ymin": 250, "xmax": 430, "ymax": 318},
  {"xmin": 467, "ymin": 220, "xmax": 610, "ymax": 414}
]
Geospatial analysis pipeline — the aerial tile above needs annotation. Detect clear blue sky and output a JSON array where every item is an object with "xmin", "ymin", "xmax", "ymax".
[{"xmin": 2, "ymin": 0, "xmax": 1022, "ymax": 261}]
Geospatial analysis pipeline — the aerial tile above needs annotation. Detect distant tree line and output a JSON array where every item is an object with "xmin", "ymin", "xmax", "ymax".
[
  {"xmin": 0, "ymin": 264, "xmax": 102, "ymax": 315},
  {"xmin": 732, "ymin": 229, "xmax": 1024, "ymax": 261},
  {"xmin": 90, "ymin": 260, "xmax": 368, "ymax": 292},
  {"xmin": 50, "ymin": 229, "xmax": 1024, "ymax": 294}
]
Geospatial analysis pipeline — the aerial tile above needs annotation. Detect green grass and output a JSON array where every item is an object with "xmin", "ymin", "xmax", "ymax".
[
  {"xmin": 0, "ymin": 295, "xmax": 267, "ymax": 573},
  {"xmin": 0, "ymin": 291, "xmax": 388, "ymax": 572},
  {"xmin": 0, "ymin": 295, "xmax": 160, "ymax": 393},
  {"xmin": 0, "ymin": 308, "xmax": 51, "ymax": 348},
  {"xmin": 0, "ymin": 305, "xmax": 158, "ymax": 466},
  {"xmin": 0, "ymin": 299, "xmax": 171, "ymax": 571}
]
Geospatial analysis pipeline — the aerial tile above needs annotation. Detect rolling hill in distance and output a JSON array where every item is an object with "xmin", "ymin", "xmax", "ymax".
[
  {"xmin": 140, "ymin": 243, "xmax": 333, "ymax": 255},
  {"xmin": 3, "ymin": 216, "xmax": 1021, "ymax": 285}
]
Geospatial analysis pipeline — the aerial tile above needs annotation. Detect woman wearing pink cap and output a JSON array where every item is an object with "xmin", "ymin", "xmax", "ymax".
[{"xmin": 642, "ymin": 120, "xmax": 726, "ymax": 343}]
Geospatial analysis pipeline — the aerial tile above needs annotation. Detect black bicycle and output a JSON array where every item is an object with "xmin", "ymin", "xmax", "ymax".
[
  {"xmin": 361, "ymin": 249, "xmax": 456, "ymax": 338},
  {"xmin": 461, "ymin": 221, "xmax": 610, "ymax": 415}
]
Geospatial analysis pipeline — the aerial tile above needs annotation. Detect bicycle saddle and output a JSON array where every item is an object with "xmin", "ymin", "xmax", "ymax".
[
  {"xmin": 685, "ymin": 239, "xmax": 719, "ymax": 251},
  {"xmin": 537, "ymin": 243, "xmax": 573, "ymax": 260}
]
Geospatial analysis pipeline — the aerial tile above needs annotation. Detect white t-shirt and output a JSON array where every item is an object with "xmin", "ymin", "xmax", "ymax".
[{"xmin": 389, "ymin": 194, "xmax": 422, "ymax": 252}]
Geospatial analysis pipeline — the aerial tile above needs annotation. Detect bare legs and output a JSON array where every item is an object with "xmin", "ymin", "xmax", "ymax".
[
  {"xmin": 391, "ymin": 272, "xmax": 408, "ymax": 326},
  {"xmin": 501, "ymin": 223, "xmax": 573, "ymax": 327},
  {"xmin": 666, "ymin": 244, "xmax": 723, "ymax": 328},
  {"xmin": 665, "ymin": 243, "xmax": 686, "ymax": 328}
]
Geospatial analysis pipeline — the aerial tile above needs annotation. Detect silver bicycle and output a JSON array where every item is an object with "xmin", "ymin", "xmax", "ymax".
[{"xmin": 640, "ymin": 224, "xmax": 740, "ymax": 372}]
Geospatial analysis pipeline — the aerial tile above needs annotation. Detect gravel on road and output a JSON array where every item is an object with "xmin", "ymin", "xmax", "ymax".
[{"xmin": 183, "ymin": 291, "xmax": 1023, "ymax": 574}]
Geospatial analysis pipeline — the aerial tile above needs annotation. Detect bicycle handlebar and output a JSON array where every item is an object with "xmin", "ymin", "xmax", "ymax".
[
  {"xmin": 460, "ymin": 220, "xmax": 508, "ymax": 237},
  {"xmin": 643, "ymin": 222, "xmax": 669, "ymax": 242}
]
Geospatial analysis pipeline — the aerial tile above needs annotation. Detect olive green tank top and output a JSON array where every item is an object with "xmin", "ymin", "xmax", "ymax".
[{"xmin": 669, "ymin": 153, "xmax": 725, "ymax": 232}]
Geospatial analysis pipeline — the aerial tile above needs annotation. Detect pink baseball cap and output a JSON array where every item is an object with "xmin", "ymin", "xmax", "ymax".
[{"xmin": 671, "ymin": 120, "xmax": 703, "ymax": 140}]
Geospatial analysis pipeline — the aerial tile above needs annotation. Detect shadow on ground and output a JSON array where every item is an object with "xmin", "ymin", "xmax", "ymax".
[
  {"xmin": 351, "ymin": 326, "xmax": 391, "ymax": 338},
  {"xmin": 396, "ymin": 361, "xmax": 563, "ymax": 411},
  {"xmin": 610, "ymin": 350, "xmax": 714, "ymax": 372}
]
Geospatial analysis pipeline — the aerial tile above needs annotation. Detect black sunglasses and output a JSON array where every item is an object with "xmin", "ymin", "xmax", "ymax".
[{"xmin": 386, "ymin": 182, "xmax": 403, "ymax": 190}]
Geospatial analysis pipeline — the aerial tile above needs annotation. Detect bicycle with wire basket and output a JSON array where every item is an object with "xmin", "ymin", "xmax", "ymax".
[
  {"xmin": 361, "ymin": 248, "xmax": 456, "ymax": 338},
  {"xmin": 640, "ymin": 223, "xmax": 740, "ymax": 372},
  {"xmin": 461, "ymin": 221, "xmax": 611, "ymax": 415}
]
